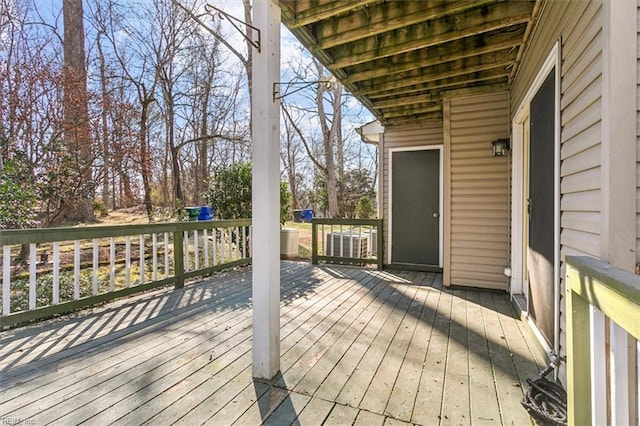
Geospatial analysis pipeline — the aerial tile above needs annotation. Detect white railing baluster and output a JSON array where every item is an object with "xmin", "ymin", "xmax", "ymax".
[
  {"xmin": 164, "ymin": 232, "xmax": 169, "ymax": 278},
  {"xmin": 590, "ymin": 306, "xmax": 607, "ymax": 425},
  {"xmin": 92, "ymin": 239, "xmax": 99, "ymax": 295},
  {"xmin": 611, "ymin": 321, "xmax": 630, "ymax": 425},
  {"xmin": 0, "ymin": 219, "xmax": 251, "ymax": 324},
  {"xmin": 125, "ymin": 236, "xmax": 131, "ymax": 288},
  {"xmin": 242, "ymin": 226, "xmax": 247, "ymax": 259},
  {"xmin": 53, "ymin": 242, "xmax": 60, "ymax": 303},
  {"xmin": 152, "ymin": 233, "xmax": 158, "ymax": 282},
  {"xmin": 73, "ymin": 240, "xmax": 80, "ymax": 299},
  {"xmin": 3, "ymin": 245, "xmax": 11, "ymax": 314},
  {"xmin": 29, "ymin": 243, "xmax": 36, "ymax": 309},
  {"xmin": 220, "ymin": 229, "xmax": 226, "ymax": 264},
  {"xmin": 212, "ymin": 229, "xmax": 218, "ymax": 266},
  {"xmin": 249, "ymin": 226, "xmax": 252, "ymax": 258},
  {"xmin": 234, "ymin": 227, "xmax": 240, "ymax": 260},
  {"xmin": 184, "ymin": 231, "xmax": 190, "ymax": 272},
  {"xmin": 194, "ymin": 230, "xmax": 199, "ymax": 271},
  {"xmin": 203, "ymin": 229, "xmax": 209, "ymax": 267},
  {"xmin": 139, "ymin": 234, "xmax": 145, "ymax": 285},
  {"xmin": 109, "ymin": 238, "xmax": 115, "ymax": 292}
]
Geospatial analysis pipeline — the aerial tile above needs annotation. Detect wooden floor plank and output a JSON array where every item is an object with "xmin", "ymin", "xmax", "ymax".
[
  {"xmin": 323, "ymin": 403, "xmax": 360, "ymax": 425},
  {"xmin": 441, "ymin": 289, "xmax": 471, "ymax": 425},
  {"xmin": 0, "ymin": 263, "xmax": 540, "ymax": 426},
  {"xmin": 262, "ymin": 390, "xmax": 312, "ymax": 425},
  {"xmin": 231, "ymin": 384, "xmax": 291, "ymax": 425},
  {"xmin": 292, "ymin": 271, "xmax": 394, "ymax": 396},
  {"xmin": 465, "ymin": 291, "xmax": 502, "ymax": 425},
  {"xmin": 199, "ymin": 381, "xmax": 270, "ymax": 426},
  {"xmin": 335, "ymin": 273, "xmax": 419, "ymax": 408},
  {"xmin": 277, "ymin": 270, "xmax": 382, "ymax": 390},
  {"xmin": 385, "ymin": 287, "xmax": 438, "ymax": 422},
  {"xmin": 5, "ymin": 265, "xmax": 339, "ymax": 422},
  {"xmin": 93, "ymin": 267, "xmax": 359, "ymax": 425},
  {"xmin": 354, "ymin": 409, "xmax": 386, "ymax": 426},
  {"xmin": 478, "ymin": 292, "xmax": 533, "ymax": 426},
  {"xmin": 291, "ymin": 393, "xmax": 335, "ymax": 425},
  {"xmin": 311, "ymin": 279, "xmax": 399, "ymax": 403},
  {"xmin": 411, "ymin": 287, "xmax": 453, "ymax": 425},
  {"xmin": 358, "ymin": 284, "xmax": 423, "ymax": 414}
]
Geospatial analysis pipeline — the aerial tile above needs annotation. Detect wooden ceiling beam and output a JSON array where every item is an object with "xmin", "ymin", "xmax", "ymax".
[
  {"xmin": 371, "ymin": 77, "xmax": 508, "ymax": 110},
  {"xmin": 382, "ymin": 111, "xmax": 443, "ymax": 126},
  {"xmin": 343, "ymin": 28, "xmax": 525, "ymax": 84},
  {"xmin": 327, "ymin": 1, "xmax": 534, "ymax": 69},
  {"xmin": 285, "ymin": 0, "xmax": 379, "ymax": 28},
  {"xmin": 315, "ymin": 0, "xmax": 496, "ymax": 50},
  {"xmin": 369, "ymin": 72, "xmax": 509, "ymax": 102},
  {"xmin": 355, "ymin": 49, "xmax": 517, "ymax": 95},
  {"xmin": 379, "ymin": 103, "xmax": 442, "ymax": 119}
]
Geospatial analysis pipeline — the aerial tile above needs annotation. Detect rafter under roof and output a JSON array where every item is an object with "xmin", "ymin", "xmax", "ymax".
[{"xmin": 279, "ymin": 0, "xmax": 540, "ymax": 126}]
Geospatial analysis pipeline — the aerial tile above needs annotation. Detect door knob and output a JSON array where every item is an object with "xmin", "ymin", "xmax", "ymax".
[{"xmin": 433, "ymin": 212, "xmax": 439, "ymax": 218}]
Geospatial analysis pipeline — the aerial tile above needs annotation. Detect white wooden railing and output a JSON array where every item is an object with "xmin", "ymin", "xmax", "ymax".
[
  {"xmin": 566, "ymin": 256, "xmax": 640, "ymax": 425},
  {"xmin": 311, "ymin": 218, "xmax": 383, "ymax": 269},
  {"xmin": 0, "ymin": 219, "xmax": 251, "ymax": 328}
]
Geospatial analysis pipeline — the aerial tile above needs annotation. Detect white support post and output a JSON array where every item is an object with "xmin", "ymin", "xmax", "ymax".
[
  {"xmin": 601, "ymin": 0, "xmax": 636, "ymax": 270},
  {"xmin": 251, "ymin": 0, "xmax": 281, "ymax": 380}
]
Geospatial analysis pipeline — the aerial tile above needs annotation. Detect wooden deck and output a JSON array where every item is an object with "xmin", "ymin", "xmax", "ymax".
[{"xmin": 0, "ymin": 262, "xmax": 544, "ymax": 425}]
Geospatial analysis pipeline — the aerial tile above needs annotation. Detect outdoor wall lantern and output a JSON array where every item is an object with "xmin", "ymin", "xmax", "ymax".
[{"xmin": 491, "ymin": 138, "xmax": 510, "ymax": 156}]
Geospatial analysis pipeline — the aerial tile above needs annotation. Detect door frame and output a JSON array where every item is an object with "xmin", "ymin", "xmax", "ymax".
[
  {"xmin": 510, "ymin": 41, "xmax": 561, "ymax": 355},
  {"xmin": 388, "ymin": 145, "xmax": 443, "ymax": 267}
]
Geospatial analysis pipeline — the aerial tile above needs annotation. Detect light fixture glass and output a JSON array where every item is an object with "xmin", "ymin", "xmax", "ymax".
[{"xmin": 492, "ymin": 138, "xmax": 510, "ymax": 156}]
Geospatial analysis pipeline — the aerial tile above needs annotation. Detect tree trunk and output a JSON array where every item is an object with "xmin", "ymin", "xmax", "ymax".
[
  {"xmin": 96, "ymin": 32, "xmax": 111, "ymax": 212},
  {"xmin": 140, "ymin": 94, "xmax": 153, "ymax": 221},
  {"xmin": 62, "ymin": 0, "xmax": 95, "ymax": 223}
]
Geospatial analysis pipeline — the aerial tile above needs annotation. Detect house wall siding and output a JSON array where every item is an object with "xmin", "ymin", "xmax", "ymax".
[
  {"xmin": 637, "ymin": 0, "xmax": 640, "ymax": 268},
  {"xmin": 448, "ymin": 92, "xmax": 510, "ymax": 290},
  {"xmin": 382, "ymin": 122, "xmax": 444, "ymax": 265},
  {"xmin": 511, "ymin": 0, "xmax": 603, "ymax": 382}
]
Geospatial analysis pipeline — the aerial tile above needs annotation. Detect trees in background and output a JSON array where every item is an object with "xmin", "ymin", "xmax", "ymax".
[{"xmin": 0, "ymin": 0, "xmax": 376, "ymax": 229}]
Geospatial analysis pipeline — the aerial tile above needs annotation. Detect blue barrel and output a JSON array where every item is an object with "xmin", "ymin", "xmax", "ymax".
[
  {"xmin": 301, "ymin": 209, "xmax": 313, "ymax": 222},
  {"xmin": 198, "ymin": 206, "xmax": 214, "ymax": 221}
]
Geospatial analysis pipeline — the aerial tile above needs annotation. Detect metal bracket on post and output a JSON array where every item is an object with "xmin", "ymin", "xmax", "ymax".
[
  {"xmin": 205, "ymin": 3, "xmax": 261, "ymax": 52},
  {"xmin": 272, "ymin": 79, "xmax": 334, "ymax": 102}
]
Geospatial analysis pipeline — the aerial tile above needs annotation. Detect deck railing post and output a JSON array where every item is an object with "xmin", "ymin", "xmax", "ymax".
[
  {"xmin": 174, "ymin": 224, "xmax": 185, "ymax": 289},
  {"xmin": 376, "ymin": 219, "xmax": 384, "ymax": 270},
  {"xmin": 566, "ymin": 259, "xmax": 593, "ymax": 426},
  {"xmin": 311, "ymin": 220, "xmax": 318, "ymax": 265}
]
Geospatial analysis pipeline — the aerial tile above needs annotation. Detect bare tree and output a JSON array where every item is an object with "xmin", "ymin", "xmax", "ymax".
[
  {"xmin": 62, "ymin": 0, "xmax": 95, "ymax": 222},
  {"xmin": 281, "ymin": 60, "xmax": 343, "ymax": 217}
]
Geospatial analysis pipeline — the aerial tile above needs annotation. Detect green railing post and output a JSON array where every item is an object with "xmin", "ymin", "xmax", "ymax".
[
  {"xmin": 376, "ymin": 219, "xmax": 383, "ymax": 270},
  {"xmin": 311, "ymin": 220, "xmax": 318, "ymax": 265},
  {"xmin": 174, "ymin": 224, "xmax": 185, "ymax": 289},
  {"xmin": 566, "ymin": 260, "xmax": 592, "ymax": 426}
]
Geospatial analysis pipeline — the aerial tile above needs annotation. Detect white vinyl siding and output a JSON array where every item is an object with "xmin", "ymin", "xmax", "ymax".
[
  {"xmin": 448, "ymin": 92, "xmax": 510, "ymax": 290},
  {"xmin": 511, "ymin": 0, "xmax": 603, "ymax": 383},
  {"xmin": 382, "ymin": 122, "xmax": 444, "ymax": 265}
]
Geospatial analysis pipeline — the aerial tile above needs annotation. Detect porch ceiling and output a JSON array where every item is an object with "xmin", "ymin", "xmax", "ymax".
[{"xmin": 279, "ymin": 0, "xmax": 539, "ymax": 126}]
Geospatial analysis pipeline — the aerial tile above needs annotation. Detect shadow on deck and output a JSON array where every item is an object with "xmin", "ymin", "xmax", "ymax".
[{"xmin": 0, "ymin": 262, "xmax": 544, "ymax": 425}]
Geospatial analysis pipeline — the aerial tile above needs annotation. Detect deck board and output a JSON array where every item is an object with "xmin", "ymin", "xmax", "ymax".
[{"xmin": 0, "ymin": 262, "xmax": 542, "ymax": 425}]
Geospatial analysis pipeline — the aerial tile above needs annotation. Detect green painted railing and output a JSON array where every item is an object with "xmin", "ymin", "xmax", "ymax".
[
  {"xmin": 311, "ymin": 218, "xmax": 383, "ymax": 270},
  {"xmin": 0, "ymin": 219, "xmax": 251, "ymax": 328},
  {"xmin": 566, "ymin": 256, "xmax": 640, "ymax": 425}
]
